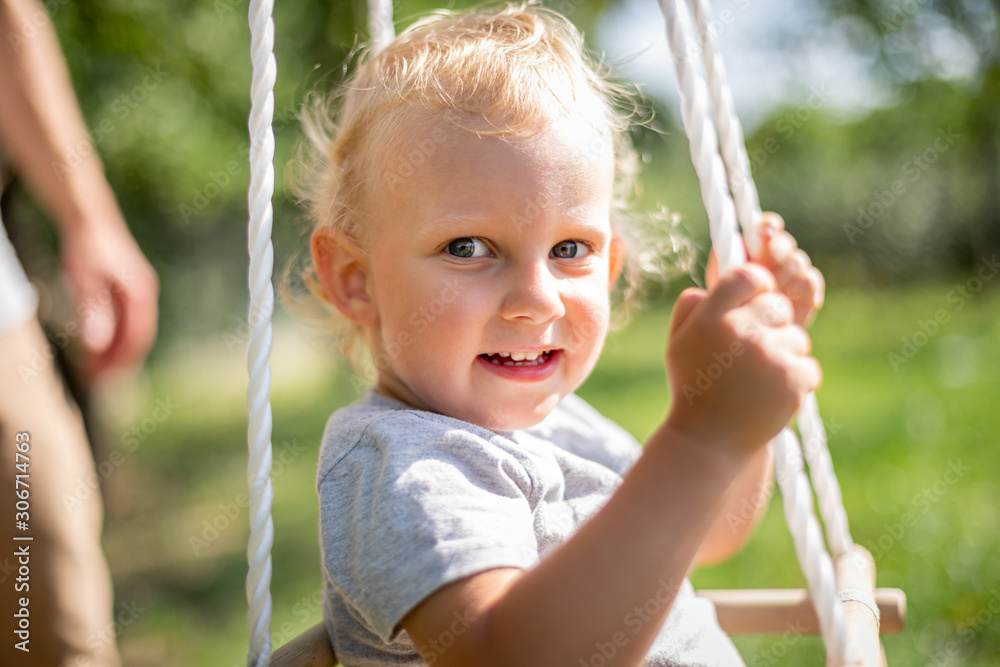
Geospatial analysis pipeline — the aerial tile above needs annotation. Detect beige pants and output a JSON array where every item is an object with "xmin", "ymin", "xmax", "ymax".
[{"xmin": 0, "ymin": 318, "xmax": 120, "ymax": 667}]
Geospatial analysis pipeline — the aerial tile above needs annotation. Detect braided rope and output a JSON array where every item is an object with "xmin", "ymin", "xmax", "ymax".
[
  {"xmin": 658, "ymin": 0, "xmax": 855, "ymax": 663},
  {"xmin": 368, "ymin": 0, "xmax": 395, "ymax": 55},
  {"xmin": 687, "ymin": 0, "xmax": 762, "ymax": 259},
  {"xmin": 657, "ymin": 0, "xmax": 745, "ymax": 275},
  {"xmin": 246, "ymin": 0, "xmax": 276, "ymax": 664},
  {"xmin": 686, "ymin": 0, "xmax": 853, "ymax": 563},
  {"xmin": 799, "ymin": 393, "xmax": 854, "ymax": 557}
]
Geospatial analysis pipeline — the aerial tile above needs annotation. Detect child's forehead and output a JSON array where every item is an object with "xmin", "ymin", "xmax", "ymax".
[{"xmin": 376, "ymin": 105, "xmax": 614, "ymax": 167}]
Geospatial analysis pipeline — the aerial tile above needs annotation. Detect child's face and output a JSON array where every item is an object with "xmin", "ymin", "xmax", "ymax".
[{"xmin": 358, "ymin": 112, "xmax": 620, "ymax": 431}]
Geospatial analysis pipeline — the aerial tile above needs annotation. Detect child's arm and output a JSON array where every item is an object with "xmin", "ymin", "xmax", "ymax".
[
  {"xmin": 402, "ymin": 264, "xmax": 820, "ymax": 667},
  {"xmin": 696, "ymin": 213, "xmax": 825, "ymax": 565}
]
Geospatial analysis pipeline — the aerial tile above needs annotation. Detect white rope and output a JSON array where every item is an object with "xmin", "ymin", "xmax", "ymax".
[
  {"xmin": 368, "ymin": 0, "xmax": 396, "ymax": 55},
  {"xmin": 247, "ymin": 0, "xmax": 276, "ymax": 664},
  {"xmin": 657, "ymin": 0, "xmax": 745, "ymax": 275},
  {"xmin": 687, "ymin": 0, "xmax": 762, "ymax": 259},
  {"xmin": 686, "ymin": 0, "xmax": 853, "ymax": 560},
  {"xmin": 799, "ymin": 393, "xmax": 853, "ymax": 558},
  {"xmin": 657, "ymin": 0, "xmax": 856, "ymax": 663},
  {"xmin": 770, "ymin": 431, "xmax": 849, "ymax": 664}
]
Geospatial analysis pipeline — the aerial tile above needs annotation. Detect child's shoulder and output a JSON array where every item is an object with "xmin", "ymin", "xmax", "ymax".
[
  {"xmin": 319, "ymin": 391, "xmax": 642, "ymax": 481},
  {"xmin": 322, "ymin": 390, "xmax": 500, "ymax": 450},
  {"xmin": 526, "ymin": 394, "xmax": 642, "ymax": 475},
  {"xmin": 317, "ymin": 390, "xmax": 523, "ymax": 485}
]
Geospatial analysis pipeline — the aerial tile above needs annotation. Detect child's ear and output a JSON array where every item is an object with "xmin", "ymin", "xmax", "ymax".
[
  {"xmin": 608, "ymin": 236, "xmax": 626, "ymax": 287},
  {"xmin": 311, "ymin": 227, "xmax": 378, "ymax": 326}
]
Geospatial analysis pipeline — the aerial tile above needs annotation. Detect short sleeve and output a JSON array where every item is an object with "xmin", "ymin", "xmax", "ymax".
[{"xmin": 319, "ymin": 413, "xmax": 538, "ymax": 641}]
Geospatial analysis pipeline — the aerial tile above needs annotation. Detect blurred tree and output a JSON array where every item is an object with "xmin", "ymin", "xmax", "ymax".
[{"xmin": 817, "ymin": 0, "xmax": 1000, "ymax": 267}]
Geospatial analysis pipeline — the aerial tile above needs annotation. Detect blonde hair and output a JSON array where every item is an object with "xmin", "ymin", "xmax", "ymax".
[{"xmin": 287, "ymin": 2, "xmax": 692, "ymax": 362}]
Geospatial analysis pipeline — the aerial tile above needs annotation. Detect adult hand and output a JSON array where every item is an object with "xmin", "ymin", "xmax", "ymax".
[{"xmin": 60, "ymin": 218, "xmax": 158, "ymax": 381}]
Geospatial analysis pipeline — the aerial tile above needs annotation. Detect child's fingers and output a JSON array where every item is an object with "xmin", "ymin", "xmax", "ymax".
[
  {"xmin": 745, "ymin": 291, "xmax": 795, "ymax": 330},
  {"xmin": 701, "ymin": 264, "xmax": 778, "ymax": 320},
  {"xmin": 771, "ymin": 248, "xmax": 811, "ymax": 288},
  {"xmin": 791, "ymin": 353, "xmax": 823, "ymax": 394},
  {"xmin": 757, "ymin": 211, "xmax": 786, "ymax": 240},
  {"xmin": 767, "ymin": 323, "xmax": 813, "ymax": 357},
  {"xmin": 669, "ymin": 287, "xmax": 709, "ymax": 336},
  {"xmin": 757, "ymin": 229, "xmax": 798, "ymax": 272}
]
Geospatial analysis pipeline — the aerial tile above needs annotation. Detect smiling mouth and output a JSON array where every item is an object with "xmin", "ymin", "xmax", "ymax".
[{"xmin": 479, "ymin": 350, "xmax": 555, "ymax": 367}]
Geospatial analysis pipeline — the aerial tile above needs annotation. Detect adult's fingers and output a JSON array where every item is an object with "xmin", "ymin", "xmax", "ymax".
[{"xmin": 90, "ymin": 265, "xmax": 159, "ymax": 380}]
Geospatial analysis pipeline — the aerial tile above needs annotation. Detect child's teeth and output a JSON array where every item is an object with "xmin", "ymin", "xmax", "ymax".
[{"xmin": 483, "ymin": 350, "xmax": 553, "ymax": 366}]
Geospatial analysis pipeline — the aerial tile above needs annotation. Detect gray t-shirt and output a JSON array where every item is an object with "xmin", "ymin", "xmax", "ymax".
[{"xmin": 317, "ymin": 391, "xmax": 744, "ymax": 666}]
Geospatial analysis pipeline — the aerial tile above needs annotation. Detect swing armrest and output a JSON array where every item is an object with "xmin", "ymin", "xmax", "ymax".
[
  {"xmin": 273, "ymin": 548, "xmax": 905, "ymax": 667},
  {"xmin": 271, "ymin": 589, "xmax": 906, "ymax": 667},
  {"xmin": 271, "ymin": 621, "xmax": 338, "ymax": 667},
  {"xmin": 696, "ymin": 587, "xmax": 906, "ymax": 635}
]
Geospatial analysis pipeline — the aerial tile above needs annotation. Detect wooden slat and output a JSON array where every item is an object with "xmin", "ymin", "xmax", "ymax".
[
  {"xmin": 272, "ymin": 580, "xmax": 905, "ymax": 666},
  {"xmin": 271, "ymin": 621, "xmax": 338, "ymax": 667},
  {"xmin": 696, "ymin": 587, "xmax": 906, "ymax": 635}
]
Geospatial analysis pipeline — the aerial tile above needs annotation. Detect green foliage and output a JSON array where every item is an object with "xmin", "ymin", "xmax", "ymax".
[{"xmin": 744, "ymin": 77, "xmax": 998, "ymax": 282}]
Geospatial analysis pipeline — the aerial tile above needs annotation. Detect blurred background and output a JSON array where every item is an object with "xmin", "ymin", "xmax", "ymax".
[{"xmin": 2, "ymin": 0, "xmax": 998, "ymax": 664}]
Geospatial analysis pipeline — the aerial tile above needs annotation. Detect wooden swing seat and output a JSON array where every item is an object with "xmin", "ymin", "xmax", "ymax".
[{"xmin": 272, "ymin": 586, "xmax": 906, "ymax": 666}]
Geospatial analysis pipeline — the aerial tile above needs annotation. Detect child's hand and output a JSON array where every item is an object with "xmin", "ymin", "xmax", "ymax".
[
  {"xmin": 707, "ymin": 212, "xmax": 825, "ymax": 327},
  {"xmin": 754, "ymin": 212, "xmax": 824, "ymax": 327},
  {"xmin": 666, "ymin": 264, "xmax": 821, "ymax": 456}
]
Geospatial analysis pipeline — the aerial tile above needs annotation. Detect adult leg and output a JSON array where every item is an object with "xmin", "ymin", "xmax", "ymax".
[{"xmin": 0, "ymin": 316, "xmax": 121, "ymax": 666}]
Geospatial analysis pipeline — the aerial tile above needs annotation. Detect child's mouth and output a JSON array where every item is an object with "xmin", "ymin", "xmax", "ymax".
[{"xmin": 479, "ymin": 350, "xmax": 554, "ymax": 367}]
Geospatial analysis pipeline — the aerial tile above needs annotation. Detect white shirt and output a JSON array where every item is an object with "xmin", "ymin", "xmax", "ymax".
[{"xmin": 0, "ymin": 210, "xmax": 39, "ymax": 334}]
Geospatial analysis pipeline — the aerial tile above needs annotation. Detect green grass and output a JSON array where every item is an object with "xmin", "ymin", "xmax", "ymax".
[{"xmin": 101, "ymin": 279, "xmax": 1000, "ymax": 665}]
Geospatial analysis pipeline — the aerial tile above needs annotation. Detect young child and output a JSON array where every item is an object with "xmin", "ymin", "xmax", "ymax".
[{"xmin": 296, "ymin": 4, "xmax": 824, "ymax": 666}]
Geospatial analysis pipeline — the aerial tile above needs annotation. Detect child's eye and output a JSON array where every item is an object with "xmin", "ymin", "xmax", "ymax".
[
  {"xmin": 551, "ymin": 240, "xmax": 590, "ymax": 259},
  {"xmin": 446, "ymin": 237, "xmax": 489, "ymax": 258}
]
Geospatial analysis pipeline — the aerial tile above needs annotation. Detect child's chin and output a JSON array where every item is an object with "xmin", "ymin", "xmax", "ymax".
[{"xmin": 474, "ymin": 398, "xmax": 561, "ymax": 432}]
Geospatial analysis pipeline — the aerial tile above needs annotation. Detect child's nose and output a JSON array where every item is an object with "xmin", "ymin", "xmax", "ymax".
[{"xmin": 499, "ymin": 258, "xmax": 566, "ymax": 324}]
